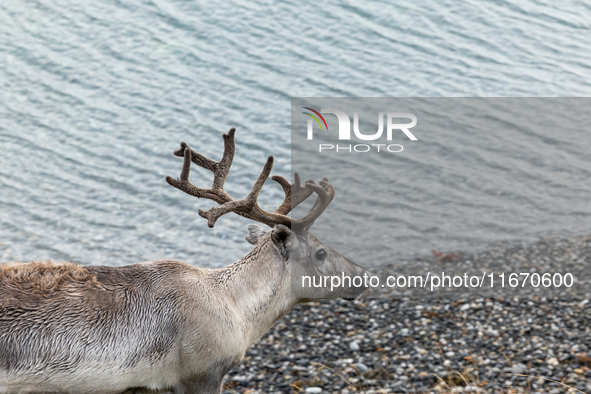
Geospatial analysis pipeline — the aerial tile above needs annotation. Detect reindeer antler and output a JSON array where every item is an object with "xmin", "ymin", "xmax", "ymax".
[{"xmin": 166, "ymin": 128, "xmax": 335, "ymax": 231}]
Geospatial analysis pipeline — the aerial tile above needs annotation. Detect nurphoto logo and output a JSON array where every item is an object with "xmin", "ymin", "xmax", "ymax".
[{"xmin": 303, "ymin": 107, "xmax": 418, "ymax": 153}]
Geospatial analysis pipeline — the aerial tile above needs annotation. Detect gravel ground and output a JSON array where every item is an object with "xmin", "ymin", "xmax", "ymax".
[{"xmin": 223, "ymin": 235, "xmax": 591, "ymax": 394}]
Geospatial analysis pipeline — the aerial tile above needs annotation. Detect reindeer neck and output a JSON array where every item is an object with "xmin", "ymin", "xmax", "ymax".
[{"xmin": 215, "ymin": 236, "xmax": 296, "ymax": 343}]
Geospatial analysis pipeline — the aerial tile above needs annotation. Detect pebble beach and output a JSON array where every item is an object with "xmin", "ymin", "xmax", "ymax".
[{"xmin": 223, "ymin": 235, "xmax": 591, "ymax": 394}]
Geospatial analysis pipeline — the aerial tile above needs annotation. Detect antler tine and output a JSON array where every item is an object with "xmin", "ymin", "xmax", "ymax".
[
  {"xmin": 198, "ymin": 155, "xmax": 293, "ymax": 228},
  {"xmin": 172, "ymin": 128, "xmax": 236, "ymax": 191},
  {"xmin": 270, "ymin": 173, "xmax": 314, "ymax": 215},
  {"xmin": 166, "ymin": 128, "xmax": 237, "ymax": 206},
  {"xmin": 166, "ymin": 148, "xmax": 229, "ymax": 206},
  {"xmin": 291, "ymin": 178, "xmax": 336, "ymax": 231},
  {"xmin": 197, "ymin": 155, "xmax": 274, "ymax": 227}
]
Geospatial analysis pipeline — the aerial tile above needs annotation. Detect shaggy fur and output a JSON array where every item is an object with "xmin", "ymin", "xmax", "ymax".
[{"xmin": 0, "ymin": 261, "xmax": 100, "ymax": 295}]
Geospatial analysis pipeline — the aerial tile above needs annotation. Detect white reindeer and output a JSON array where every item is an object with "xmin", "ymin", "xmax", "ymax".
[{"xmin": 0, "ymin": 128, "xmax": 369, "ymax": 394}]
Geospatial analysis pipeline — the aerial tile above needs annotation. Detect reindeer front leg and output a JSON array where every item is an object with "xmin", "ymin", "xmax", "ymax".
[{"xmin": 174, "ymin": 374, "xmax": 224, "ymax": 394}]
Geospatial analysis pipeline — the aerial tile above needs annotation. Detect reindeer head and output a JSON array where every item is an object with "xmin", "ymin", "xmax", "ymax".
[{"xmin": 166, "ymin": 128, "xmax": 370, "ymax": 302}]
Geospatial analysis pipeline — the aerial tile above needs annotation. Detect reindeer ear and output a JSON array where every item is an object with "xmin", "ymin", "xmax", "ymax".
[
  {"xmin": 245, "ymin": 224, "xmax": 270, "ymax": 245},
  {"xmin": 271, "ymin": 224, "xmax": 294, "ymax": 259}
]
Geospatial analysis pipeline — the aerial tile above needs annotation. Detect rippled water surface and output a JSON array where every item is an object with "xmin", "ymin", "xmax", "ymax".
[{"xmin": 1, "ymin": 0, "xmax": 591, "ymax": 267}]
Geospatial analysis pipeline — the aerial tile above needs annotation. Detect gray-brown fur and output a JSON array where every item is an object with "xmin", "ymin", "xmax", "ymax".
[{"xmin": 1, "ymin": 260, "xmax": 184, "ymax": 375}]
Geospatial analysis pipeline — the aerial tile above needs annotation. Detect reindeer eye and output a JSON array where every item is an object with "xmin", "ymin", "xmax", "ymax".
[{"xmin": 315, "ymin": 249, "xmax": 327, "ymax": 260}]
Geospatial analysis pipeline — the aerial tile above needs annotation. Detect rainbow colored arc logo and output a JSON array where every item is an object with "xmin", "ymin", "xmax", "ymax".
[{"xmin": 302, "ymin": 107, "xmax": 328, "ymax": 131}]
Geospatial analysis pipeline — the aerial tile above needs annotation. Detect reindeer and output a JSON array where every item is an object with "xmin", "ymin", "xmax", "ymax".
[{"xmin": 0, "ymin": 128, "xmax": 369, "ymax": 394}]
